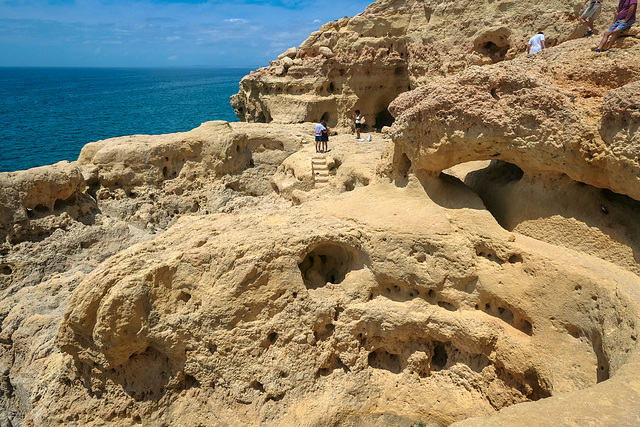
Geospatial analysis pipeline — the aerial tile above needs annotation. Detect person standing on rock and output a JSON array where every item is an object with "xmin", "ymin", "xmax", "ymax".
[
  {"xmin": 527, "ymin": 32, "xmax": 546, "ymax": 54},
  {"xmin": 321, "ymin": 120, "xmax": 329, "ymax": 153},
  {"xmin": 315, "ymin": 121, "xmax": 326, "ymax": 153},
  {"xmin": 354, "ymin": 110, "xmax": 364, "ymax": 141},
  {"xmin": 595, "ymin": 0, "xmax": 637, "ymax": 51},
  {"xmin": 580, "ymin": 0, "xmax": 603, "ymax": 37}
]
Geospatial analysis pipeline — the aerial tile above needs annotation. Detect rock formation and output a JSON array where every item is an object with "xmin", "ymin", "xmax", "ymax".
[
  {"xmin": 231, "ymin": 0, "xmax": 624, "ymax": 129},
  {"xmin": 1, "ymin": 0, "xmax": 640, "ymax": 426}
]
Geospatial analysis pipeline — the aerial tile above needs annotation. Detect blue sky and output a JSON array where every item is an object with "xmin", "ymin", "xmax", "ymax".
[{"xmin": 0, "ymin": 0, "xmax": 373, "ymax": 68}]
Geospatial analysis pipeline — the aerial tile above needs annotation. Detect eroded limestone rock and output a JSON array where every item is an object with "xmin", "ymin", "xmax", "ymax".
[{"xmin": 231, "ymin": 0, "xmax": 621, "ymax": 129}]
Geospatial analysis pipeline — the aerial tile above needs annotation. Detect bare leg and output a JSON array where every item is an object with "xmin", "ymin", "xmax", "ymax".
[
  {"xmin": 605, "ymin": 29, "xmax": 622, "ymax": 50},
  {"xmin": 597, "ymin": 31, "xmax": 612, "ymax": 50},
  {"xmin": 581, "ymin": 17, "xmax": 595, "ymax": 36},
  {"xmin": 356, "ymin": 128, "xmax": 360, "ymax": 139}
]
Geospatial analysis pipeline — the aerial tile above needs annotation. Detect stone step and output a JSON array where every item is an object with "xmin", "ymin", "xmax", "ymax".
[{"xmin": 312, "ymin": 155, "xmax": 329, "ymax": 187}]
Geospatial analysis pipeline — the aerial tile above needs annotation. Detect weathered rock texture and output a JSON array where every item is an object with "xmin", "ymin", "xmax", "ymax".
[
  {"xmin": 231, "ymin": 0, "xmax": 626, "ymax": 129},
  {"xmin": 388, "ymin": 37, "xmax": 640, "ymax": 276},
  {"xmin": 1, "ymin": 0, "xmax": 640, "ymax": 426}
]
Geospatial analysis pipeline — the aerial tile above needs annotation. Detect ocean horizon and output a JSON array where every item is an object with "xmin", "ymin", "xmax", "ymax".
[{"xmin": 0, "ymin": 67, "xmax": 251, "ymax": 173}]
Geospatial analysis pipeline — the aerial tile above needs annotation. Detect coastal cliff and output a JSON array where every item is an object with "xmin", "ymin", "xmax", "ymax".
[
  {"xmin": 231, "ymin": 0, "xmax": 624, "ymax": 129},
  {"xmin": 2, "ymin": 0, "xmax": 640, "ymax": 426}
]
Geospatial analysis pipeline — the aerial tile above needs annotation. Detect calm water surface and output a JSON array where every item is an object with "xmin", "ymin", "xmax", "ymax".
[{"xmin": 0, "ymin": 67, "xmax": 249, "ymax": 172}]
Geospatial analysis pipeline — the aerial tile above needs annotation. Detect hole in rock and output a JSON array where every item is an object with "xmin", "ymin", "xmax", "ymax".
[
  {"xmin": 251, "ymin": 381, "xmax": 265, "ymax": 393},
  {"xmin": 267, "ymin": 393, "xmax": 285, "ymax": 402},
  {"xmin": 298, "ymin": 241, "xmax": 367, "ymax": 289},
  {"xmin": 1, "ymin": 264, "xmax": 12, "ymax": 275},
  {"xmin": 320, "ymin": 112, "xmax": 330, "ymax": 123},
  {"xmin": 431, "ymin": 342, "xmax": 448, "ymax": 370},
  {"xmin": 53, "ymin": 199, "xmax": 66, "ymax": 210},
  {"xmin": 477, "ymin": 40, "xmax": 509, "ymax": 63},
  {"xmin": 509, "ymin": 254, "xmax": 523, "ymax": 263},
  {"xmin": 394, "ymin": 152, "xmax": 412, "ymax": 184},
  {"xmin": 374, "ymin": 107, "xmax": 395, "ymax": 129},
  {"xmin": 184, "ymin": 374, "xmax": 200, "ymax": 390},
  {"xmin": 368, "ymin": 349, "xmax": 402, "ymax": 374},
  {"xmin": 317, "ymin": 354, "xmax": 349, "ymax": 377},
  {"xmin": 438, "ymin": 301, "xmax": 457, "ymax": 311},
  {"xmin": 119, "ymin": 346, "xmax": 172, "ymax": 402},
  {"xmin": 34, "ymin": 204, "xmax": 48, "ymax": 213},
  {"xmin": 498, "ymin": 306, "xmax": 514, "ymax": 324},
  {"xmin": 268, "ymin": 332, "xmax": 278, "ymax": 345}
]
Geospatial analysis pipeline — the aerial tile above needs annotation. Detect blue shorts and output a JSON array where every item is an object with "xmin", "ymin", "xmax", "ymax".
[
  {"xmin": 609, "ymin": 19, "xmax": 635, "ymax": 33},
  {"xmin": 315, "ymin": 135, "xmax": 322, "ymax": 142}
]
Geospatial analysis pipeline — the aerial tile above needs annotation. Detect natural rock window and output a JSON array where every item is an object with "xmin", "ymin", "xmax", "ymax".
[{"xmin": 298, "ymin": 241, "xmax": 366, "ymax": 289}]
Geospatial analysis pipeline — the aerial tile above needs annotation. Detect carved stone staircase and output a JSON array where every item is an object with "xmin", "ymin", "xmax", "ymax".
[{"xmin": 312, "ymin": 154, "xmax": 329, "ymax": 187}]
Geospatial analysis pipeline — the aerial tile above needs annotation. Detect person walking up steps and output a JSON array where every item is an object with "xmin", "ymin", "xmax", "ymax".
[
  {"xmin": 595, "ymin": 0, "xmax": 637, "ymax": 51},
  {"xmin": 580, "ymin": 0, "xmax": 603, "ymax": 37}
]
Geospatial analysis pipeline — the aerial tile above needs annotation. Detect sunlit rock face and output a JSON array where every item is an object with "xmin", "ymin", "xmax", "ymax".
[
  {"xmin": 54, "ymin": 177, "xmax": 640, "ymax": 426},
  {"xmin": 231, "ymin": 0, "xmax": 614, "ymax": 129},
  {"xmin": 2, "ymin": 1, "xmax": 640, "ymax": 426}
]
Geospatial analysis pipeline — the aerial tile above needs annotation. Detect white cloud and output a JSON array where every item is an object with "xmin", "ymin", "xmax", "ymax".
[
  {"xmin": 225, "ymin": 18, "xmax": 247, "ymax": 24},
  {"xmin": 166, "ymin": 36, "xmax": 181, "ymax": 42},
  {"xmin": 168, "ymin": 55, "xmax": 178, "ymax": 61}
]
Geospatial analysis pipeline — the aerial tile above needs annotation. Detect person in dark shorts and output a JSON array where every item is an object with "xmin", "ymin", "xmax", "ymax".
[
  {"xmin": 320, "ymin": 120, "xmax": 329, "ymax": 153},
  {"xmin": 354, "ymin": 110, "xmax": 364, "ymax": 141}
]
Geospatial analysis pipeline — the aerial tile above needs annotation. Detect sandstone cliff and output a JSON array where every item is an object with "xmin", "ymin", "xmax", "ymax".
[
  {"xmin": 231, "ymin": 0, "xmax": 627, "ymax": 129},
  {"xmin": 1, "ymin": 0, "xmax": 640, "ymax": 426}
]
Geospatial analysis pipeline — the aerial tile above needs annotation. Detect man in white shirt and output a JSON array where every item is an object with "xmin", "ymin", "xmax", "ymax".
[{"xmin": 527, "ymin": 32, "xmax": 546, "ymax": 54}]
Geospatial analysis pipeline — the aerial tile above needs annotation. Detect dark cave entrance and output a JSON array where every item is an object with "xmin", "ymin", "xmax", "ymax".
[{"xmin": 374, "ymin": 107, "xmax": 395, "ymax": 130}]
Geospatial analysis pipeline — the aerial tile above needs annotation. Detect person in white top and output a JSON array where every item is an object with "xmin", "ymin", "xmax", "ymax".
[
  {"xmin": 527, "ymin": 32, "xmax": 546, "ymax": 54},
  {"xmin": 354, "ymin": 110, "xmax": 364, "ymax": 140}
]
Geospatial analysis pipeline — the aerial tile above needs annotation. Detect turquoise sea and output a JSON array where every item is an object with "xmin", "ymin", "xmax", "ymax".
[{"xmin": 0, "ymin": 67, "xmax": 250, "ymax": 172}]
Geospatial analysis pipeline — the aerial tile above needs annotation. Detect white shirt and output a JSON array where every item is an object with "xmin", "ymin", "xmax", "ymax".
[
  {"xmin": 528, "ymin": 33, "xmax": 545, "ymax": 53},
  {"xmin": 315, "ymin": 123, "xmax": 326, "ymax": 135}
]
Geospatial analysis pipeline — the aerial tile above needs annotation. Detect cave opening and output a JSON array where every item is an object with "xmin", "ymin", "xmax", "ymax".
[
  {"xmin": 478, "ymin": 41, "xmax": 510, "ymax": 63},
  {"xmin": 374, "ymin": 107, "xmax": 395, "ymax": 130},
  {"xmin": 298, "ymin": 241, "xmax": 367, "ymax": 289}
]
